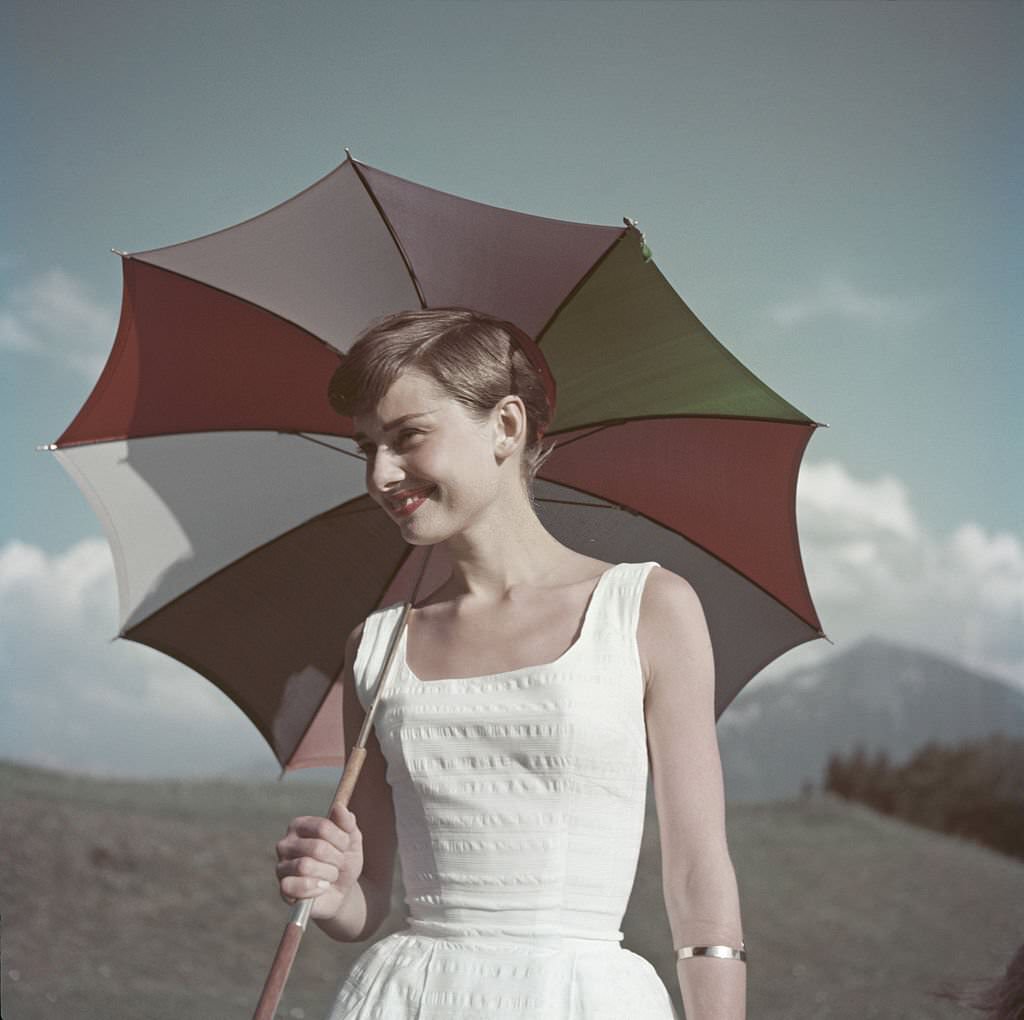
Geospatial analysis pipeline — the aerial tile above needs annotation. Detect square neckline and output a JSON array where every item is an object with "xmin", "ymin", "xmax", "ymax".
[{"xmin": 401, "ymin": 561, "xmax": 627, "ymax": 684}]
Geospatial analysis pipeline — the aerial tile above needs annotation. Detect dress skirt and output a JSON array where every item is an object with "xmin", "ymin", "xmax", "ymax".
[{"xmin": 326, "ymin": 923, "xmax": 679, "ymax": 1019}]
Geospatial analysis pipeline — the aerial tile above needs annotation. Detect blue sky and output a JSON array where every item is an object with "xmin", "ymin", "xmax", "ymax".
[{"xmin": 3, "ymin": 1, "xmax": 1022, "ymax": 776}]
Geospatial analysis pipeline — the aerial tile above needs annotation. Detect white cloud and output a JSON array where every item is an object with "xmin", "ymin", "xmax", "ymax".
[
  {"xmin": 0, "ymin": 311, "xmax": 39, "ymax": 352},
  {"xmin": 797, "ymin": 460, "xmax": 918, "ymax": 540},
  {"xmin": 789, "ymin": 460, "xmax": 1024, "ymax": 686},
  {"xmin": 945, "ymin": 523, "xmax": 1024, "ymax": 618},
  {"xmin": 0, "ymin": 267, "xmax": 115, "ymax": 378},
  {"xmin": 0, "ymin": 538, "xmax": 263, "ymax": 777},
  {"xmin": 764, "ymin": 273, "xmax": 929, "ymax": 330}
]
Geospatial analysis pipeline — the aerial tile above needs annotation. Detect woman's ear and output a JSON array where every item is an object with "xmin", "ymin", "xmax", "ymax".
[{"xmin": 493, "ymin": 395, "xmax": 527, "ymax": 459}]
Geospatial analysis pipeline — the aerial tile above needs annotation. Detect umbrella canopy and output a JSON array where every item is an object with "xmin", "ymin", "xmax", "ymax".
[{"xmin": 49, "ymin": 152, "xmax": 824, "ymax": 772}]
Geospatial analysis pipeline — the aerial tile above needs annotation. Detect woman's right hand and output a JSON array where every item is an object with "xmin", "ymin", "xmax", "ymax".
[{"xmin": 275, "ymin": 803, "xmax": 364, "ymax": 921}]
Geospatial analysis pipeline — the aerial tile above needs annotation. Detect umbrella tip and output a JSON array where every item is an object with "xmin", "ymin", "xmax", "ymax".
[
  {"xmin": 622, "ymin": 217, "xmax": 653, "ymax": 262},
  {"xmin": 111, "ymin": 248, "xmax": 130, "ymax": 258},
  {"xmin": 36, "ymin": 442, "xmax": 58, "ymax": 451}
]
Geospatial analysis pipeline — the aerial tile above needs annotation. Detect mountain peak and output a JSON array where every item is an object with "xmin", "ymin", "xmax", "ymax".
[{"xmin": 719, "ymin": 637, "xmax": 1024, "ymax": 801}]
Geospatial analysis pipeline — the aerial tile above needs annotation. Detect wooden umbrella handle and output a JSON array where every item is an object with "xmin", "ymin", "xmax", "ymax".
[
  {"xmin": 251, "ymin": 746, "xmax": 368, "ymax": 1020},
  {"xmin": 251, "ymin": 918, "xmax": 304, "ymax": 1020}
]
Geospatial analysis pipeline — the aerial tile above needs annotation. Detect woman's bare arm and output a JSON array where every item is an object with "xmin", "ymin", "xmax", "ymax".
[{"xmin": 639, "ymin": 567, "xmax": 746, "ymax": 1020}]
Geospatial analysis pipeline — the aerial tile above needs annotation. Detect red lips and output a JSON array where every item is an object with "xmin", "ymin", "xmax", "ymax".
[{"xmin": 385, "ymin": 486, "xmax": 436, "ymax": 515}]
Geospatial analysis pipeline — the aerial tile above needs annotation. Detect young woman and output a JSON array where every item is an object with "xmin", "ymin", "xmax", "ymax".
[{"xmin": 274, "ymin": 308, "xmax": 746, "ymax": 1019}]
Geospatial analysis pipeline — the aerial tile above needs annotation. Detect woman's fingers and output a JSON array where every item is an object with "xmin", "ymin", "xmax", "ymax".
[
  {"xmin": 276, "ymin": 853, "xmax": 342, "ymax": 905},
  {"xmin": 278, "ymin": 872, "xmax": 335, "ymax": 903},
  {"xmin": 274, "ymin": 810, "xmax": 364, "ymax": 910},
  {"xmin": 275, "ymin": 854, "xmax": 340, "ymax": 885},
  {"xmin": 280, "ymin": 814, "xmax": 357, "ymax": 852},
  {"xmin": 279, "ymin": 835, "xmax": 347, "ymax": 869}
]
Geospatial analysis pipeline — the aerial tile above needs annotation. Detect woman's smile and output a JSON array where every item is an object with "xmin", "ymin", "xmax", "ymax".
[{"xmin": 385, "ymin": 485, "xmax": 437, "ymax": 518}]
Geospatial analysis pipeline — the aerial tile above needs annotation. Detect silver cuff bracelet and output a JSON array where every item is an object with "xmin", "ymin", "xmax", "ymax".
[{"xmin": 676, "ymin": 941, "xmax": 746, "ymax": 962}]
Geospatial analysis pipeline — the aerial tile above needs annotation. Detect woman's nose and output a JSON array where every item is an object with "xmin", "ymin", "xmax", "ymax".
[{"xmin": 369, "ymin": 447, "xmax": 404, "ymax": 494}]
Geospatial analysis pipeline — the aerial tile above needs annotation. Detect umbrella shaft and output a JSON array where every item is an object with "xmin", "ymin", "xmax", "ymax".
[{"xmin": 252, "ymin": 918, "xmax": 306, "ymax": 1020}]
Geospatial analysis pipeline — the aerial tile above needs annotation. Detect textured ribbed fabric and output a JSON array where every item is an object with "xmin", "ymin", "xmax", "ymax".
[{"xmin": 325, "ymin": 561, "xmax": 679, "ymax": 1019}]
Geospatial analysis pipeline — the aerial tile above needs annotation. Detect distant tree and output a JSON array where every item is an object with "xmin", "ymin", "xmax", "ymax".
[
  {"xmin": 846, "ymin": 742, "xmax": 870, "ymax": 802},
  {"xmin": 892, "ymin": 739, "xmax": 956, "ymax": 829},
  {"xmin": 819, "ymin": 736, "xmax": 1024, "ymax": 862},
  {"xmin": 824, "ymin": 750, "xmax": 850, "ymax": 799},
  {"xmin": 864, "ymin": 748, "xmax": 896, "ymax": 815},
  {"xmin": 946, "ymin": 801, "xmax": 1024, "ymax": 860}
]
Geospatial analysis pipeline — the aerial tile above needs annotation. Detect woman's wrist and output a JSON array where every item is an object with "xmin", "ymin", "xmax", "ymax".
[{"xmin": 312, "ymin": 876, "xmax": 383, "ymax": 943}]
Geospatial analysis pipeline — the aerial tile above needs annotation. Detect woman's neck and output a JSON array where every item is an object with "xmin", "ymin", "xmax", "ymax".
[{"xmin": 435, "ymin": 502, "xmax": 579, "ymax": 605}]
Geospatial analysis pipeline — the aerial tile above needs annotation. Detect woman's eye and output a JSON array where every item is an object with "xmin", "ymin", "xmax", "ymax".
[{"xmin": 356, "ymin": 431, "xmax": 420, "ymax": 458}]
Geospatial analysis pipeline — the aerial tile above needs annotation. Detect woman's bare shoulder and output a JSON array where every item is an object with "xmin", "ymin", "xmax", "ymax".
[
  {"xmin": 637, "ymin": 566, "xmax": 710, "ymax": 694},
  {"xmin": 641, "ymin": 564, "xmax": 701, "ymax": 608}
]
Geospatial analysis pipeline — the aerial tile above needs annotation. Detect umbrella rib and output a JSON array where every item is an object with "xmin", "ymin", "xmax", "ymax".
[
  {"xmin": 292, "ymin": 431, "xmax": 364, "ymax": 460},
  {"xmin": 543, "ymin": 423, "xmax": 614, "ymax": 453},
  {"xmin": 534, "ymin": 496, "xmax": 619, "ymax": 509},
  {"xmin": 545, "ymin": 412, "xmax": 822, "ymax": 436},
  {"xmin": 52, "ymin": 429, "xmax": 366, "ymax": 454},
  {"xmin": 535, "ymin": 229, "xmax": 628, "ymax": 345},
  {"xmin": 348, "ymin": 159, "xmax": 427, "ymax": 309},
  {"xmin": 528, "ymin": 222, "xmax": 817, "ymax": 424}
]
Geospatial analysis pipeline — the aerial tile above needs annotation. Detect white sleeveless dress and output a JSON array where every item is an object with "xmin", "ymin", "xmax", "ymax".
[{"xmin": 325, "ymin": 560, "xmax": 680, "ymax": 1020}]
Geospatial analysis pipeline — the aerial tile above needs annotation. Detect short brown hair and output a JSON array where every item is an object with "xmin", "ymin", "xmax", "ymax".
[{"xmin": 328, "ymin": 308, "xmax": 556, "ymax": 494}]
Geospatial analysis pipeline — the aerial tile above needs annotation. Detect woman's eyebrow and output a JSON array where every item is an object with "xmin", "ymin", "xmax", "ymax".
[{"xmin": 353, "ymin": 411, "xmax": 436, "ymax": 442}]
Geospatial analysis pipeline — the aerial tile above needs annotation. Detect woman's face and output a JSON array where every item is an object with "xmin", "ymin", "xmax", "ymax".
[{"xmin": 352, "ymin": 369, "xmax": 522, "ymax": 545}]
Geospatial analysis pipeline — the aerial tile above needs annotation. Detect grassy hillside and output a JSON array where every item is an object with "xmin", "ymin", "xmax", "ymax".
[{"xmin": 2, "ymin": 760, "xmax": 1021, "ymax": 1019}]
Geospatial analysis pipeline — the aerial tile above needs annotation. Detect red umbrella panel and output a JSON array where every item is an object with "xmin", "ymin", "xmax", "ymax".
[{"xmin": 49, "ymin": 153, "xmax": 824, "ymax": 772}]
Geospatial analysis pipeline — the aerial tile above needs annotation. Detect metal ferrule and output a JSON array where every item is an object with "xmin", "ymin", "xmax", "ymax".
[{"xmin": 290, "ymin": 897, "xmax": 314, "ymax": 931}]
